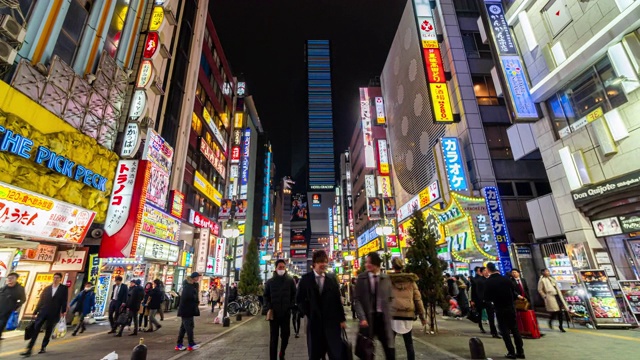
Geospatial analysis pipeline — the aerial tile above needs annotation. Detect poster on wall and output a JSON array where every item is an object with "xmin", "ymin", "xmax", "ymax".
[
  {"xmin": 368, "ymin": 198, "xmax": 381, "ymax": 221},
  {"xmin": 579, "ymin": 270, "xmax": 624, "ymax": 325},
  {"xmin": 619, "ymin": 281, "xmax": 640, "ymax": 315},
  {"xmin": 235, "ymin": 199, "xmax": 248, "ymax": 220},
  {"xmin": 565, "ymin": 243, "xmax": 591, "ymax": 270},
  {"xmin": 146, "ymin": 163, "xmax": 170, "ymax": 208},
  {"xmin": 218, "ymin": 199, "xmax": 232, "ymax": 220},
  {"xmin": 24, "ymin": 273, "xmax": 54, "ymax": 316},
  {"xmin": 383, "ymin": 198, "xmax": 396, "ymax": 217},
  {"xmin": 94, "ymin": 273, "xmax": 112, "ymax": 318},
  {"xmin": 22, "ymin": 244, "xmax": 57, "ymax": 262}
]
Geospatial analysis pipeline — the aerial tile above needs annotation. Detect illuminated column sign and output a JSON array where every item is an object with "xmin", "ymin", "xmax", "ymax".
[
  {"xmin": 412, "ymin": 1, "xmax": 454, "ymax": 123},
  {"xmin": 482, "ymin": 186, "xmax": 513, "ymax": 274},
  {"xmin": 377, "ymin": 139, "xmax": 390, "ymax": 175},
  {"xmin": 484, "ymin": 1, "xmax": 538, "ymax": 119},
  {"xmin": 375, "ymin": 97, "xmax": 386, "ymax": 125},
  {"xmin": 263, "ymin": 150, "xmax": 272, "ymax": 221},
  {"xmin": 440, "ymin": 137, "xmax": 469, "ymax": 192},
  {"xmin": 239, "ymin": 128, "xmax": 251, "ymax": 198},
  {"xmin": 359, "ymin": 88, "xmax": 376, "ymax": 168}
]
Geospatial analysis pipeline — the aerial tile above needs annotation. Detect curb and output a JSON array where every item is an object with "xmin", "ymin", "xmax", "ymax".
[{"xmin": 166, "ymin": 316, "xmax": 256, "ymax": 360}]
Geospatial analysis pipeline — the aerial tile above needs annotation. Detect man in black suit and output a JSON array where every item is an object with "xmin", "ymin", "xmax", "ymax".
[
  {"xmin": 296, "ymin": 250, "xmax": 346, "ymax": 360},
  {"xmin": 21, "ymin": 273, "xmax": 68, "ymax": 357},
  {"xmin": 116, "ymin": 279, "xmax": 145, "ymax": 336},
  {"xmin": 510, "ymin": 269, "xmax": 530, "ymax": 302},
  {"xmin": 470, "ymin": 266, "xmax": 498, "ymax": 337},
  {"xmin": 107, "ymin": 276, "xmax": 128, "ymax": 334},
  {"xmin": 484, "ymin": 263, "xmax": 525, "ymax": 359}
]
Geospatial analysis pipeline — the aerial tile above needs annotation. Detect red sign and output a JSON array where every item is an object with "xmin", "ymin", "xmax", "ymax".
[
  {"xmin": 169, "ymin": 190, "xmax": 185, "ymax": 218},
  {"xmin": 189, "ymin": 209, "xmax": 219, "ymax": 236},
  {"xmin": 231, "ymin": 145, "xmax": 241, "ymax": 164},
  {"xmin": 143, "ymin": 32, "xmax": 159, "ymax": 59},
  {"xmin": 386, "ymin": 235, "xmax": 398, "ymax": 248},
  {"xmin": 424, "ymin": 48, "xmax": 445, "ymax": 83},
  {"xmin": 199, "ymin": 138, "xmax": 226, "ymax": 179}
]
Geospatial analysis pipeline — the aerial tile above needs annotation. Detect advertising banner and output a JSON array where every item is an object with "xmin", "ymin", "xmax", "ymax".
[
  {"xmin": 240, "ymin": 128, "xmax": 251, "ymax": 197},
  {"xmin": 619, "ymin": 281, "xmax": 640, "ymax": 315},
  {"xmin": 235, "ymin": 199, "xmax": 248, "ymax": 220},
  {"xmin": 87, "ymin": 253, "xmax": 100, "ymax": 284},
  {"xmin": 419, "ymin": 180, "xmax": 441, "ymax": 208},
  {"xmin": 484, "ymin": 2, "xmax": 517, "ymax": 55},
  {"xmin": 194, "ymin": 170, "xmax": 222, "ymax": 206},
  {"xmin": 377, "ymin": 176, "xmax": 393, "ymax": 197},
  {"xmin": 143, "ymin": 238, "xmax": 180, "ymax": 262},
  {"xmin": 218, "ymin": 199, "xmax": 232, "ymax": 220},
  {"xmin": 141, "ymin": 203, "xmax": 181, "ymax": 244},
  {"xmin": 359, "ymin": 238, "xmax": 381, "ymax": 255},
  {"xmin": 200, "ymin": 138, "xmax": 226, "ymax": 179},
  {"xmin": 397, "ymin": 195, "xmax": 420, "ymax": 223},
  {"xmin": 377, "ymin": 139, "xmax": 390, "ymax": 175},
  {"xmin": 51, "ymin": 248, "xmax": 88, "ymax": 272},
  {"xmin": 424, "ymin": 48, "xmax": 445, "ymax": 83},
  {"xmin": 368, "ymin": 197, "xmax": 381, "ymax": 220},
  {"xmin": 501, "ymin": 56, "xmax": 538, "ymax": 119},
  {"xmin": 169, "ymin": 190, "xmax": 185, "ymax": 219},
  {"xmin": 359, "ymin": 88, "xmax": 376, "ymax": 168},
  {"xmin": 482, "ymin": 187, "xmax": 513, "ymax": 274},
  {"xmin": 195, "ymin": 228, "xmax": 210, "ymax": 273},
  {"xmin": 202, "ymin": 108, "xmax": 227, "ymax": 151},
  {"xmin": 22, "ymin": 244, "xmax": 57, "ymax": 262},
  {"xmin": 592, "ymin": 217, "xmax": 623, "ymax": 237},
  {"xmin": 188, "ymin": 209, "xmax": 219, "ymax": 235},
  {"xmin": 571, "ymin": 169, "xmax": 640, "ymax": 205},
  {"xmin": 562, "ymin": 287, "xmax": 591, "ymax": 324},
  {"xmin": 121, "ymin": 123, "xmax": 141, "ymax": 158},
  {"xmin": 290, "ymin": 194, "xmax": 308, "ymax": 222},
  {"xmin": 105, "ymin": 160, "xmax": 139, "ymax": 236},
  {"xmin": 146, "ymin": 162, "xmax": 170, "ymax": 208},
  {"xmin": 619, "ymin": 214, "xmax": 640, "ymax": 233},
  {"xmin": 365, "ymin": 175, "xmax": 376, "ymax": 197},
  {"xmin": 142, "ymin": 129, "xmax": 173, "ymax": 174},
  {"xmin": 214, "ymin": 236, "xmax": 226, "ymax": 276},
  {"xmin": 384, "ymin": 198, "xmax": 396, "ymax": 217},
  {"xmin": 94, "ymin": 274, "xmax": 111, "ymax": 317},
  {"xmin": 0, "ymin": 181, "xmax": 96, "ymax": 244},
  {"xmin": 441, "ymin": 138, "xmax": 468, "ymax": 192},
  {"xmin": 417, "ymin": 16, "xmax": 438, "ymax": 48},
  {"xmin": 291, "ymin": 229, "xmax": 306, "ymax": 246},
  {"xmin": 579, "ymin": 270, "xmax": 624, "ymax": 324},
  {"xmin": 375, "ymin": 97, "xmax": 386, "ymax": 124}
]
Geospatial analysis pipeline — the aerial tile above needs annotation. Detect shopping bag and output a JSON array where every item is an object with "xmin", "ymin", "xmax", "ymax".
[
  {"xmin": 51, "ymin": 318, "xmax": 67, "ymax": 339},
  {"xmin": 354, "ymin": 330, "xmax": 374, "ymax": 360},
  {"xmin": 24, "ymin": 320, "xmax": 36, "ymax": 340},
  {"xmin": 341, "ymin": 329, "xmax": 354, "ymax": 360},
  {"xmin": 5, "ymin": 311, "xmax": 19, "ymax": 331},
  {"xmin": 84, "ymin": 313, "xmax": 96, "ymax": 325},
  {"xmin": 516, "ymin": 310, "xmax": 541, "ymax": 339}
]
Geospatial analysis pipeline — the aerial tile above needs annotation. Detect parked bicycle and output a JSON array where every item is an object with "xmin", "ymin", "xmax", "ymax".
[{"xmin": 227, "ymin": 295, "xmax": 261, "ymax": 316}]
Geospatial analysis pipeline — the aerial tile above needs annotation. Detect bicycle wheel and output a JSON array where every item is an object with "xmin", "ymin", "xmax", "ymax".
[
  {"xmin": 227, "ymin": 302, "xmax": 240, "ymax": 316},
  {"xmin": 248, "ymin": 302, "xmax": 261, "ymax": 316}
]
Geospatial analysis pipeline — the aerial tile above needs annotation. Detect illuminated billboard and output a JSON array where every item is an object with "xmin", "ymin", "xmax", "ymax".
[
  {"xmin": 377, "ymin": 139, "xmax": 390, "ymax": 175},
  {"xmin": 359, "ymin": 88, "xmax": 376, "ymax": 168}
]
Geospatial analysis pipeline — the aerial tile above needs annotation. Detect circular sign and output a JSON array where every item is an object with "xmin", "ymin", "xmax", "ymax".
[
  {"xmin": 136, "ymin": 60, "xmax": 154, "ymax": 88},
  {"xmin": 128, "ymin": 90, "xmax": 147, "ymax": 119},
  {"xmin": 149, "ymin": 6, "xmax": 164, "ymax": 31}
]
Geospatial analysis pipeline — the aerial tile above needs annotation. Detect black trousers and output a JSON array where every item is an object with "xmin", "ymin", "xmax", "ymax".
[
  {"xmin": 370, "ymin": 313, "xmax": 395, "ymax": 360},
  {"xmin": 292, "ymin": 310, "xmax": 301, "ymax": 335},
  {"xmin": 477, "ymin": 302, "xmax": 498, "ymax": 335},
  {"xmin": 108, "ymin": 301, "xmax": 121, "ymax": 330},
  {"xmin": 270, "ymin": 313, "xmax": 291, "ymax": 360},
  {"xmin": 393, "ymin": 331, "xmax": 415, "ymax": 360},
  {"xmin": 177, "ymin": 316, "xmax": 195, "ymax": 346},
  {"xmin": 495, "ymin": 309, "xmax": 524, "ymax": 356},
  {"xmin": 117, "ymin": 308, "xmax": 139, "ymax": 335},
  {"xmin": 73, "ymin": 313, "xmax": 87, "ymax": 334},
  {"xmin": 27, "ymin": 314, "xmax": 58, "ymax": 350},
  {"xmin": 0, "ymin": 311, "xmax": 11, "ymax": 338}
]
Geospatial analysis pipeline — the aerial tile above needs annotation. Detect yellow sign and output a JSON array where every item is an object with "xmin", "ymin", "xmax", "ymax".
[
  {"xmin": 0, "ymin": 81, "xmax": 118, "ymax": 223},
  {"xmin": 429, "ymin": 83, "xmax": 455, "ymax": 123},
  {"xmin": 238, "ymin": 223, "xmax": 245, "ymax": 235},
  {"xmin": 25, "ymin": 273, "xmax": 54, "ymax": 316},
  {"xmin": 234, "ymin": 113, "xmax": 244, "ymax": 128},
  {"xmin": 586, "ymin": 107, "xmax": 603, "ymax": 123},
  {"xmin": 377, "ymin": 176, "xmax": 393, "ymax": 197},
  {"xmin": 359, "ymin": 239, "xmax": 381, "ymax": 255},
  {"xmin": 149, "ymin": 7, "xmax": 164, "ymax": 31},
  {"xmin": 193, "ymin": 171, "xmax": 222, "ymax": 206}
]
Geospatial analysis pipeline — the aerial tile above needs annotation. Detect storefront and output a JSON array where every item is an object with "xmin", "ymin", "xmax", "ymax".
[{"xmin": 0, "ymin": 81, "xmax": 119, "ymax": 325}]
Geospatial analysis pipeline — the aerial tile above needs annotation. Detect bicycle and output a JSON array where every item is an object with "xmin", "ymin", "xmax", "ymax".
[{"xmin": 227, "ymin": 295, "xmax": 262, "ymax": 316}]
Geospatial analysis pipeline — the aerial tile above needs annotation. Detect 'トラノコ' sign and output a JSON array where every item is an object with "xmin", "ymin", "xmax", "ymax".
[{"xmin": 0, "ymin": 181, "xmax": 95, "ymax": 243}]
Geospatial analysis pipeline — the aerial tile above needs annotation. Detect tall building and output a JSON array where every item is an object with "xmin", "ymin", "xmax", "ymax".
[{"xmin": 485, "ymin": 0, "xmax": 640, "ymax": 295}]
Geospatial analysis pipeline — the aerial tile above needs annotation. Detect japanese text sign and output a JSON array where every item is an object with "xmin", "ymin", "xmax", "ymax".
[
  {"xmin": 22, "ymin": 244, "xmax": 57, "ymax": 262},
  {"xmin": 482, "ymin": 187, "xmax": 513, "ymax": 274},
  {"xmin": 377, "ymin": 176, "xmax": 393, "ymax": 197},
  {"xmin": 194, "ymin": 171, "xmax": 222, "ymax": 206},
  {"xmin": 214, "ymin": 237, "xmax": 226, "ymax": 275},
  {"xmin": 377, "ymin": 139, "xmax": 390, "ymax": 175},
  {"xmin": 105, "ymin": 160, "xmax": 138, "ymax": 236},
  {"xmin": 0, "ymin": 181, "xmax": 95, "ymax": 244},
  {"xmin": 51, "ymin": 249, "xmax": 88, "ymax": 271},
  {"xmin": 430, "ymin": 83, "xmax": 455, "ymax": 122},
  {"xmin": 485, "ymin": 2, "xmax": 517, "ymax": 56},
  {"xmin": 140, "ymin": 203, "xmax": 181, "ymax": 244},
  {"xmin": 375, "ymin": 97, "xmax": 386, "ymax": 124},
  {"xmin": 501, "ymin": 56, "xmax": 538, "ymax": 119},
  {"xmin": 441, "ymin": 138, "xmax": 468, "ymax": 192}
]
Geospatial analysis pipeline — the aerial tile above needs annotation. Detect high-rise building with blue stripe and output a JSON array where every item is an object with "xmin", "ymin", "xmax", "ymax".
[{"xmin": 307, "ymin": 40, "xmax": 336, "ymax": 190}]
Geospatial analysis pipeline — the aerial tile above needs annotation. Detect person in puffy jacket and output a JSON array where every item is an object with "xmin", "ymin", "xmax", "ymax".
[
  {"xmin": 145, "ymin": 279, "xmax": 164, "ymax": 332},
  {"xmin": 175, "ymin": 272, "xmax": 201, "ymax": 351},
  {"xmin": 388, "ymin": 258, "xmax": 426, "ymax": 360},
  {"xmin": 69, "ymin": 282, "xmax": 95, "ymax": 336}
]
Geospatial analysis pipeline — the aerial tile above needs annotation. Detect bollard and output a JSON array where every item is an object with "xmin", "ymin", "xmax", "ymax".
[
  {"xmin": 131, "ymin": 338, "xmax": 147, "ymax": 360},
  {"xmin": 469, "ymin": 337, "xmax": 486, "ymax": 359}
]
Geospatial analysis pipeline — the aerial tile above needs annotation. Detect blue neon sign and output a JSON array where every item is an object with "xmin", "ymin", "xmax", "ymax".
[
  {"xmin": 482, "ymin": 186, "xmax": 513, "ymax": 274},
  {"xmin": 441, "ymin": 137, "xmax": 468, "ymax": 192},
  {"xmin": 0, "ymin": 126, "xmax": 108, "ymax": 191}
]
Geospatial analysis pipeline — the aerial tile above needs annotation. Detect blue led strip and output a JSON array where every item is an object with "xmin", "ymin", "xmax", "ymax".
[
  {"xmin": 482, "ymin": 186, "xmax": 513, "ymax": 274},
  {"xmin": 307, "ymin": 40, "xmax": 335, "ymax": 188}
]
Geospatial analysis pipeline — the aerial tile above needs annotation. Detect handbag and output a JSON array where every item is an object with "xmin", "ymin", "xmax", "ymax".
[
  {"xmin": 5, "ymin": 310, "xmax": 19, "ymax": 331},
  {"xmin": 515, "ymin": 298, "xmax": 530, "ymax": 311},
  {"xmin": 355, "ymin": 329, "xmax": 374, "ymax": 360},
  {"xmin": 24, "ymin": 320, "xmax": 36, "ymax": 340},
  {"xmin": 117, "ymin": 311, "xmax": 129, "ymax": 325},
  {"xmin": 341, "ymin": 329, "xmax": 354, "ymax": 360},
  {"xmin": 467, "ymin": 308, "xmax": 481, "ymax": 324}
]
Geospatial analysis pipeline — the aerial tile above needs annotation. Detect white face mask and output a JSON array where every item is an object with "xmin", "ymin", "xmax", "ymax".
[{"xmin": 276, "ymin": 270, "xmax": 286, "ymax": 276}]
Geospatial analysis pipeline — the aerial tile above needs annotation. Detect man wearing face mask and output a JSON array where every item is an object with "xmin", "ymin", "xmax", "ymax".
[{"xmin": 264, "ymin": 259, "xmax": 296, "ymax": 360}]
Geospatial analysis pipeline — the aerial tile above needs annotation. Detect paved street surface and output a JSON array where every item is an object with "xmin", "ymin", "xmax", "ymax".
[{"xmin": 1, "ymin": 307, "xmax": 639, "ymax": 359}]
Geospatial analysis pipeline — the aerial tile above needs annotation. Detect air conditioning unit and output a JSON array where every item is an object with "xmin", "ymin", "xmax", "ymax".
[
  {"xmin": 0, "ymin": 14, "xmax": 26, "ymax": 43},
  {"xmin": 0, "ymin": 39, "xmax": 17, "ymax": 65}
]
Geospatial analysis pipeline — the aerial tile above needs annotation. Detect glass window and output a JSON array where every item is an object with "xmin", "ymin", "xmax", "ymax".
[
  {"xmin": 473, "ymin": 75, "xmax": 499, "ymax": 105},
  {"xmin": 462, "ymin": 32, "xmax": 492, "ymax": 59},
  {"xmin": 485, "ymin": 125, "xmax": 512, "ymax": 159},
  {"xmin": 515, "ymin": 182, "xmax": 533, "ymax": 197},
  {"xmin": 497, "ymin": 182, "xmax": 515, "ymax": 196},
  {"xmin": 51, "ymin": 0, "xmax": 91, "ymax": 65},
  {"xmin": 535, "ymin": 182, "xmax": 552, "ymax": 197},
  {"xmin": 105, "ymin": 0, "xmax": 129, "ymax": 58},
  {"xmin": 191, "ymin": 113, "xmax": 202, "ymax": 135},
  {"xmin": 453, "ymin": 0, "xmax": 480, "ymax": 14}
]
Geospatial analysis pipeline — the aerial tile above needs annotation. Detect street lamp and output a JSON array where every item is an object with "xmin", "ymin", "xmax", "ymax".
[
  {"xmin": 376, "ymin": 225, "xmax": 393, "ymax": 269},
  {"xmin": 222, "ymin": 225, "xmax": 240, "ymax": 327}
]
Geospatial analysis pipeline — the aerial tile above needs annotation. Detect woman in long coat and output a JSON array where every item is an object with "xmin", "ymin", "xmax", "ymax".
[{"xmin": 537, "ymin": 268, "xmax": 568, "ymax": 332}]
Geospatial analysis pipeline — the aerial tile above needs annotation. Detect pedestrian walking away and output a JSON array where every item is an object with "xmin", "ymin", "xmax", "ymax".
[
  {"xmin": 470, "ymin": 266, "xmax": 499, "ymax": 337},
  {"xmin": 388, "ymin": 258, "xmax": 426, "ymax": 360},
  {"xmin": 0, "ymin": 272, "xmax": 26, "ymax": 340},
  {"xmin": 116, "ymin": 280, "xmax": 144, "ymax": 336},
  {"xmin": 145, "ymin": 279, "xmax": 164, "ymax": 332},
  {"xmin": 354, "ymin": 251, "xmax": 396, "ymax": 360},
  {"xmin": 69, "ymin": 282, "xmax": 96, "ymax": 336},
  {"xmin": 107, "ymin": 276, "xmax": 128, "ymax": 334},
  {"xmin": 538, "ymin": 268, "xmax": 569, "ymax": 332},
  {"xmin": 175, "ymin": 272, "xmax": 202, "ymax": 351},
  {"xmin": 21, "ymin": 273, "xmax": 68, "ymax": 357},
  {"xmin": 484, "ymin": 262, "xmax": 525, "ymax": 359},
  {"xmin": 264, "ymin": 259, "xmax": 297, "ymax": 360},
  {"xmin": 296, "ymin": 250, "xmax": 347, "ymax": 360}
]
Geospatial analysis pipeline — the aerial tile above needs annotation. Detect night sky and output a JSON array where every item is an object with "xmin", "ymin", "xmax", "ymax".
[{"xmin": 210, "ymin": 0, "xmax": 406, "ymax": 178}]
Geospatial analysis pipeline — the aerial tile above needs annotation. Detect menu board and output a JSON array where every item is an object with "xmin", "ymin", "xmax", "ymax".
[
  {"xmin": 562, "ymin": 286, "xmax": 591, "ymax": 325},
  {"xmin": 619, "ymin": 280, "xmax": 640, "ymax": 315},
  {"xmin": 579, "ymin": 270, "xmax": 624, "ymax": 325}
]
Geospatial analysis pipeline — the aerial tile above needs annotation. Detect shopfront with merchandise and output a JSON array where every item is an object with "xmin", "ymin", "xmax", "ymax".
[{"xmin": 0, "ymin": 81, "xmax": 119, "ymax": 324}]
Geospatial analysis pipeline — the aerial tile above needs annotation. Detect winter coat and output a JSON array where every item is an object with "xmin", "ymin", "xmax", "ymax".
[
  {"xmin": 70, "ymin": 289, "xmax": 96, "ymax": 316},
  {"xmin": 126, "ymin": 285, "xmax": 145, "ymax": 311},
  {"xmin": 178, "ymin": 280, "xmax": 200, "ymax": 318},
  {"xmin": 447, "ymin": 278, "xmax": 459, "ymax": 297},
  {"xmin": 388, "ymin": 272, "xmax": 425, "ymax": 321},
  {"xmin": 0, "ymin": 283, "xmax": 26, "ymax": 316},
  {"xmin": 537, "ymin": 276, "xmax": 568, "ymax": 312},
  {"xmin": 353, "ymin": 272, "xmax": 394, "ymax": 348},
  {"xmin": 264, "ymin": 272, "xmax": 296, "ymax": 317},
  {"xmin": 147, "ymin": 287, "xmax": 164, "ymax": 310}
]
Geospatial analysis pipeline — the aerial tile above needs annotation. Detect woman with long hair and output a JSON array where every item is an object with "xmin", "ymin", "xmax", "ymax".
[
  {"xmin": 138, "ymin": 282, "xmax": 153, "ymax": 330},
  {"xmin": 389, "ymin": 258, "xmax": 426, "ymax": 360}
]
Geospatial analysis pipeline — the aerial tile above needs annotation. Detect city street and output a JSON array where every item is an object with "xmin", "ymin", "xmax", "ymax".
[{"xmin": 2, "ymin": 307, "xmax": 639, "ymax": 359}]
